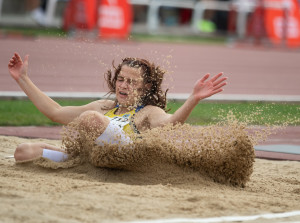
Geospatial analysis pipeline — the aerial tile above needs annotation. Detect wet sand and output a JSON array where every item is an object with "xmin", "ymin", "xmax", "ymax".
[{"xmin": 1, "ymin": 135, "xmax": 299, "ymax": 223}]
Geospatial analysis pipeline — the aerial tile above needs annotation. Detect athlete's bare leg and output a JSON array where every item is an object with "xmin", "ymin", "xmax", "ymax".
[
  {"xmin": 14, "ymin": 111, "xmax": 110, "ymax": 162},
  {"xmin": 14, "ymin": 143, "xmax": 62, "ymax": 161}
]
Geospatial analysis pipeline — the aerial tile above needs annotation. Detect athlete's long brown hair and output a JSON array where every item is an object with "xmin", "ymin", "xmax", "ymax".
[{"xmin": 105, "ymin": 57, "xmax": 168, "ymax": 110}]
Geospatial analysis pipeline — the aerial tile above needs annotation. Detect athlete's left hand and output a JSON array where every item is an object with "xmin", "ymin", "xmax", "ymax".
[{"xmin": 192, "ymin": 72, "xmax": 227, "ymax": 102}]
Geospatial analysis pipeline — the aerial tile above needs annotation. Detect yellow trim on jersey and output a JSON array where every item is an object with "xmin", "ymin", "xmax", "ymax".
[{"xmin": 104, "ymin": 107, "xmax": 136, "ymax": 135}]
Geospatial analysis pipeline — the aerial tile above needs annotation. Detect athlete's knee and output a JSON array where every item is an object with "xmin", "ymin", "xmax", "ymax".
[
  {"xmin": 78, "ymin": 111, "xmax": 109, "ymax": 130},
  {"xmin": 79, "ymin": 111, "xmax": 107, "ymax": 122}
]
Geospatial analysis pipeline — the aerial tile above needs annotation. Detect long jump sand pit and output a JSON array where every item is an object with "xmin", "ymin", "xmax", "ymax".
[{"xmin": 1, "ymin": 133, "xmax": 300, "ymax": 223}]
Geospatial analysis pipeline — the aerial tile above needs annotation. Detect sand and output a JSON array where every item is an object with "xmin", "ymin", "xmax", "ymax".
[{"xmin": 1, "ymin": 134, "xmax": 300, "ymax": 223}]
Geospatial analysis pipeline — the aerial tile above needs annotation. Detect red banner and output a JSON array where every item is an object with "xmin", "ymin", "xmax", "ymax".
[
  {"xmin": 264, "ymin": 0, "xmax": 300, "ymax": 47},
  {"xmin": 63, "ymin": 0, "xmax": 97, "ymax": 31},
  {"xmin": 98, "ymin": 0, "xmax": 132, "ymax": 39}
]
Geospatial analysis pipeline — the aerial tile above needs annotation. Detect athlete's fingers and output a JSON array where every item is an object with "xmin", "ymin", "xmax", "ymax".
[
  {"xmin": 199, "ymin": 73, "xmax": 210, "ymax": 83},
  {"xmin": 8, "ymin": 59, "xmax": 15, "ymax": 66},
  {"xmin": 11, "ymin": 56, "xmax": 17, "ymax": 63},
  {"xmin": 14, "ymin": 53, "xmax": 22, "ymax": 63},
  {"xmin": 24, "ymin": 54, "xmax": 29, "ymax": 64},
  {"xmin": 210, "ymin": 72, "xmax": 224, "ymax": 82},
  {"xmin": 213, "ymin": 77, "xmax": 227, "ymax": 87},
  {"xmin": 214, "ymin": 82, "xmax": 227, "ymax": 90}
]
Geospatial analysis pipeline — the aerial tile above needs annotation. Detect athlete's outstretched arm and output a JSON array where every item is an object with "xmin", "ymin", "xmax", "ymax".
[
  {"xmin": 148, "ymin": 72, "xmax": 227, "ymax": 128},
  {"xmin": 8, "ymin": 52, "xmax": 103, "ymax": 125}
]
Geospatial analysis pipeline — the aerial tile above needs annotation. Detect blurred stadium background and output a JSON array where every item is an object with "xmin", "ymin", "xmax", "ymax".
[{"xmin": 0, "ymin": 0, "xmax": 299, "ymax": 47}]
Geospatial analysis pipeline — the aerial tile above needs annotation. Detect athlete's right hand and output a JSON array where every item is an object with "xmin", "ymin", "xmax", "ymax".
[{"xmin": 8, "ymin": 53, "xmax": 29, "ymax": 81}]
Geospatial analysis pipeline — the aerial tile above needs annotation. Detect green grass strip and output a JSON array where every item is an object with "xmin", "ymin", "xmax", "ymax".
[
  {"xmin": 167, "ymin": 101, "xmax": 300, "ymax": 126},
  {"xmin": 0, "ymin": 99, "xmax": 91, "ymax": 126},
  {"xmin": 0, "ymin": 99, "xmax": 299, "ymax": 126},
  {"xmin": 0, "ymin": 27, "xmax": 226, "ymax": 45},
  {"xmin": 0, "ymin": 27, "xmax": 67, "ymax": 38},
  {"xmin": 130, "ymin": 33, "xmax": 226, "ymax": 45}
]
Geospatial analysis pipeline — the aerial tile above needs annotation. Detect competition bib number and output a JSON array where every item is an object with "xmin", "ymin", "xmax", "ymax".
[{"xmin": 108, "ymin": 114, "xmax": 131, "ymax": 129}]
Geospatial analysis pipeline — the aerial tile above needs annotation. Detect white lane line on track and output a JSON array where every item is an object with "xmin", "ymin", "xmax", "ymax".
[
  {"xmin": 124, "ymin": 210, "xmax": 300, "ymax": 223},
  {"xmin": 255, "ymin": 144, "xmax": 300, "ymax": 154},
  {"xmin": 1, "ymin": 91, "xmax": 300, "ymax": 102}
]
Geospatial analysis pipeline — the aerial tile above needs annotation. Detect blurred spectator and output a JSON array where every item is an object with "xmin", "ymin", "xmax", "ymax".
[
  {"xmin": 214, "ymin": 0, "xmax": 231, "ymax": 33},
  {"xmin": 160, "ymin": 6, "xmax": 179, "ymax": 26},
  {"xmin": 26, "ymin": 0, "xmax": 48, "ymax": 26},
  {"xmin": 197, "ymin": 0, "xmax": 230, "ymax": 33},
  {"xmin": 196, "ymin": 0, "xmax": 216, "ymax": 33},
  {"xmin": 132, "ymin": 5, "xmax": 147, "ymax": 23},
  {"xmin": 180, "ymin": 8, "xmax": 193, "ymax": 25}
]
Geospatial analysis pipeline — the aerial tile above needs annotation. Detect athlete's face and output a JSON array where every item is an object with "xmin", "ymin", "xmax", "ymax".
[{"xmin": 115, "ymin": 65, "xmax": 145, "ymax": 108}]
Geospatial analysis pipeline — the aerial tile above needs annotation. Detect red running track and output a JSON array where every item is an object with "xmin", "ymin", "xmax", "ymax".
[{"xmin": 1, "ymin": 37, "xmax": 300, "ymax": 97}]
